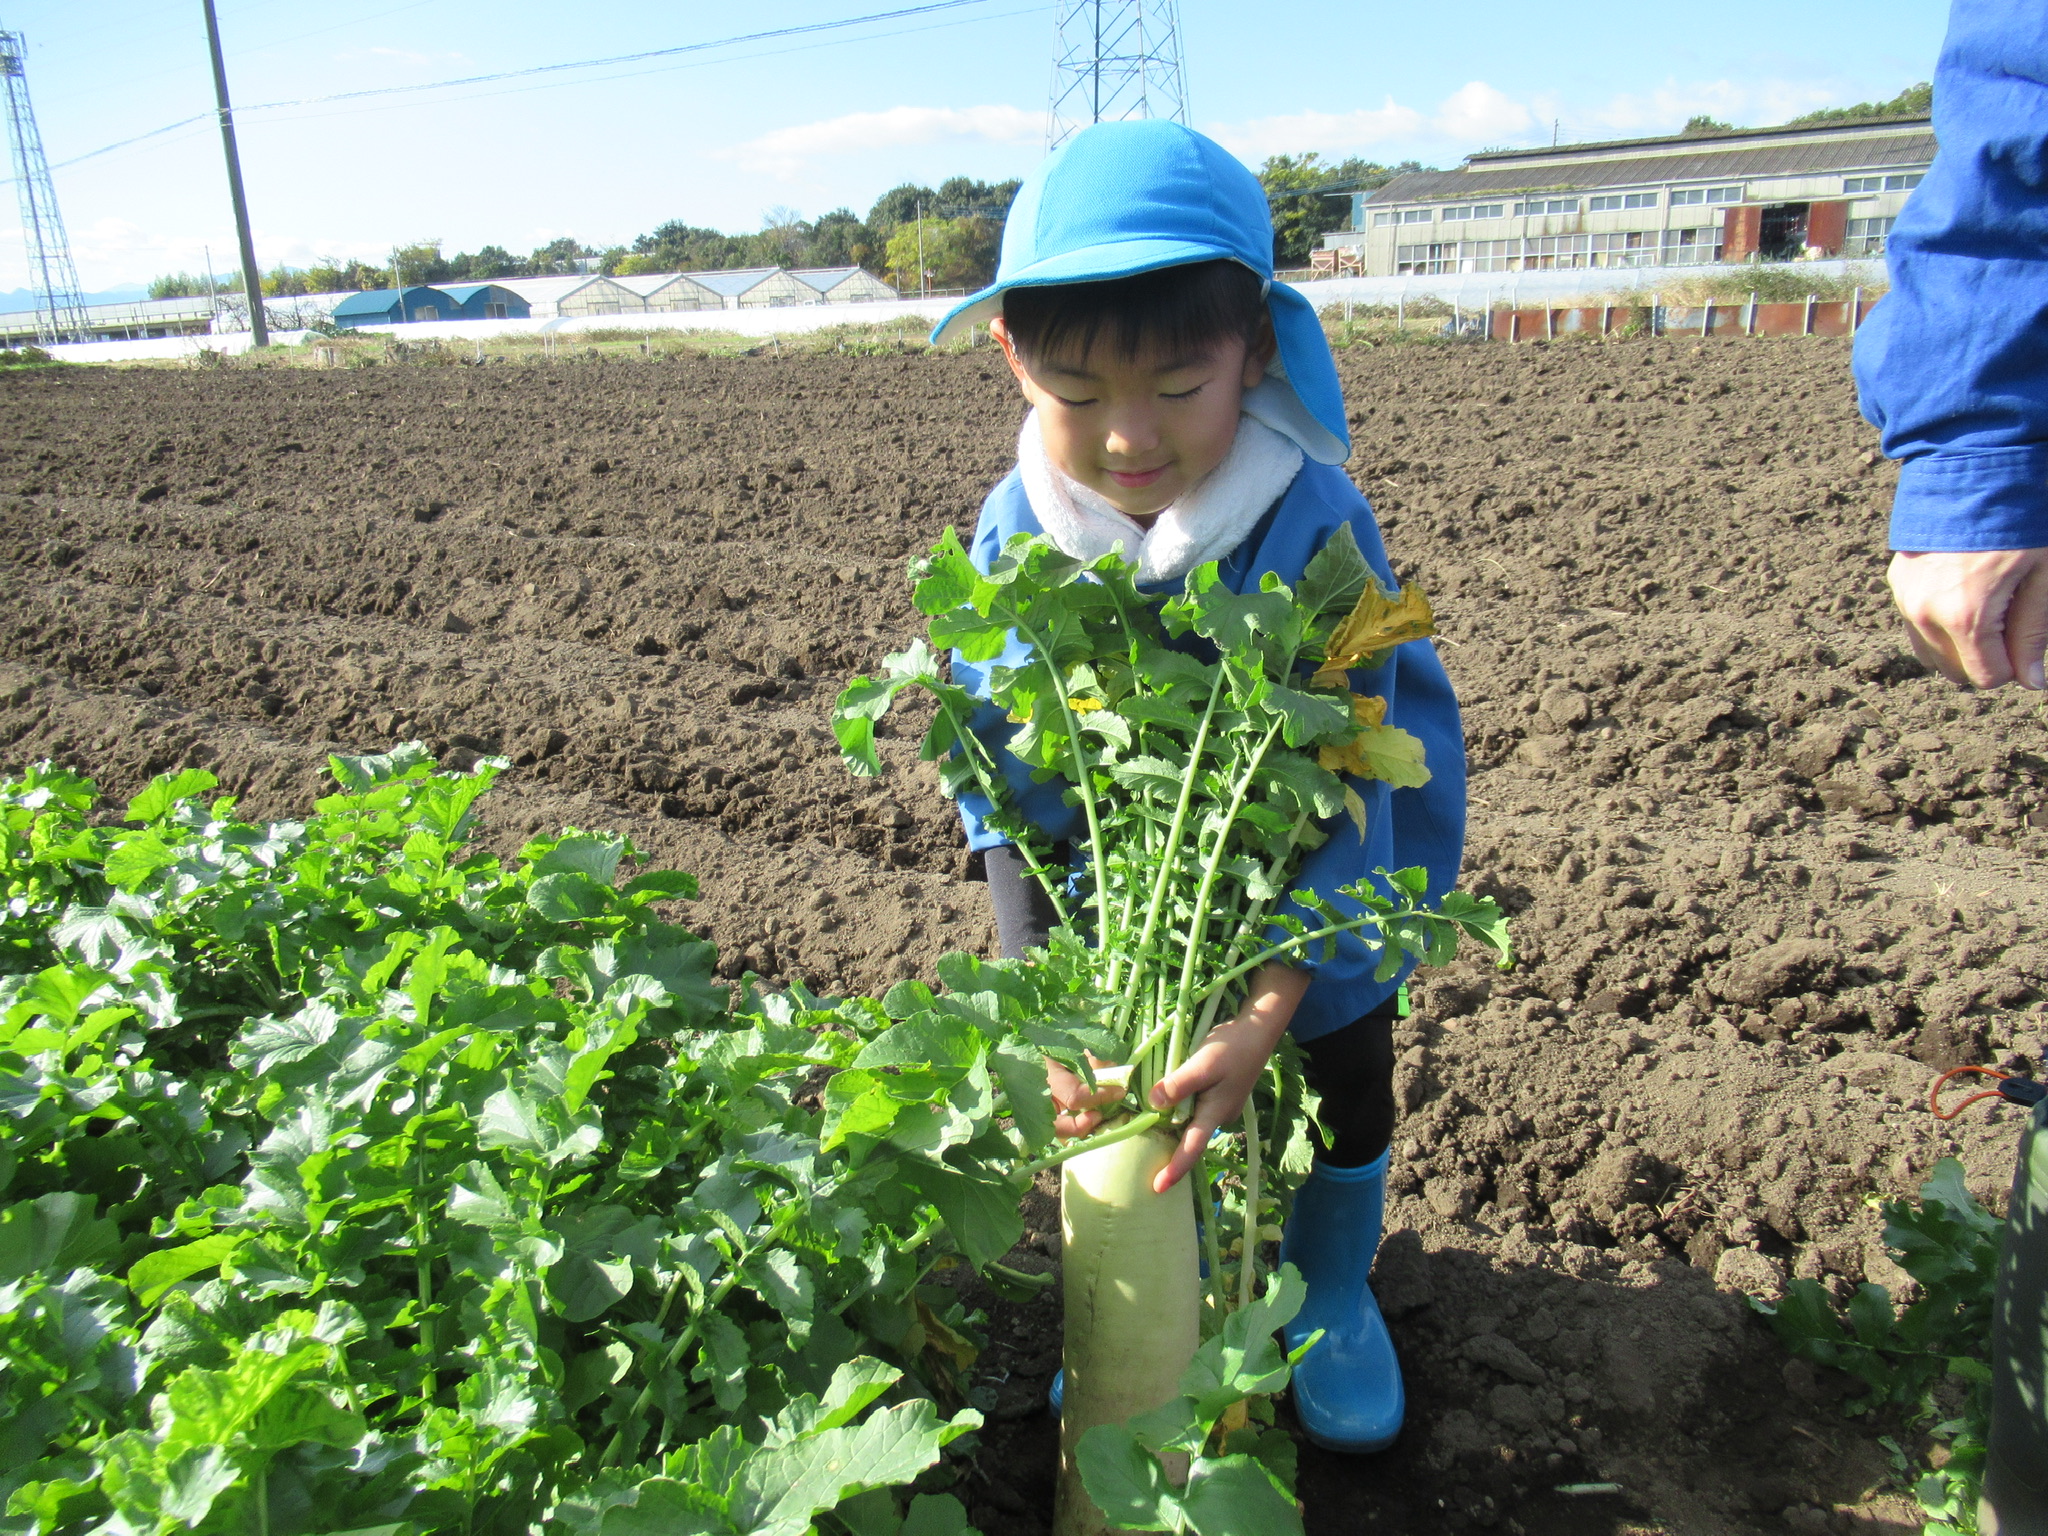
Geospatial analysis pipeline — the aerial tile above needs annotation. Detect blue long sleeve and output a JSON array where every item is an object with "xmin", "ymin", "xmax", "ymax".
[
  {"xmin": 951, "ymin": 461, "xmax": 1467, "ymax": 1042},
  {"xmin": 1853, "ymin": 0, "xmax": 2048, "ymax": 551}
]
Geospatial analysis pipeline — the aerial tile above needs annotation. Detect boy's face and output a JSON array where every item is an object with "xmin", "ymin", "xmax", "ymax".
[{"xmin": 992, "ymin": 319, "xmax": 1272, "ymax": 520}]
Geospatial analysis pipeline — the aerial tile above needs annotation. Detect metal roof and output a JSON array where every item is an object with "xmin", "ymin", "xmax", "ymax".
[
  {"xmin": 331, "ymin": 286, "xmax": 445, "ymax": 316},
  {"xmin": 491, "ymin": 275, "xmax": 632, "ymax": 302},
  {"xmin": 1369, "ymin": 119, "xmax": 1935, "ymax": 203},
  {"xmin": 790, "ymin": 266, "xmax": 864, "ymax": 291},
  {"xmin": 611, "ymin": 272, "xmax": 719, "ymax": 297},
  {"xmin": 0, "ymin": 294, "xmax": 220, "ymax": 328},
  {"xmin": 683, "ymin": 267, "xmax": 784, "ymax": 297},
  {"xmin": 435, "ymin": 283, "xmax": 521, "ymax": 303}
]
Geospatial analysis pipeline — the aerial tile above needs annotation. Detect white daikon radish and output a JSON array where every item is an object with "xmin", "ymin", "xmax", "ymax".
[{"xmin": 1055, "ymin": 1128, "xmax": 1200, "ymax": 1536}]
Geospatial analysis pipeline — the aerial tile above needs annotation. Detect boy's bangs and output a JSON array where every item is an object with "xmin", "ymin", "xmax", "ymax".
[{"xmin": 1002, "ymin": 260, "xmax": 1269, "ymax": 366}]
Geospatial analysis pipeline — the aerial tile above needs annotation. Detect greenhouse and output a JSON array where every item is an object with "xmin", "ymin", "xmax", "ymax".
[
  {"xmin": 684, "ymin": 267, "xmax": 814, "ymax": 309},
  {"xmin": 792, "ymin": 266, "xmax": 901, "ymax": 303},
  {"xmin": 614, "ymin": 272, "xmax": 725, "ymax": 312},
  {"xmin": 492, "ymin": 275, "xmax": 647, "ymax": 318}
]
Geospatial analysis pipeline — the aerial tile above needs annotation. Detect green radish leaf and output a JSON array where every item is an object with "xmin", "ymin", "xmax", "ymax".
[
  {"xmin": 1254, "ymin": 678, "xmax": 1352, "ymax": 747},
  {"xmin": 901, "ymin": 1166, "xmax": 1023, "ymax": 1270},
  {"xmin": 529, "ymin": 871, "xmax": 612, "ymax": 921},
  {"xmin": 124, "ymin": 768, "xmax": 219, "ymax": 824},
  {"xmin": 1295, "ymin": 521, "xmax": 1370, "ymax": 619},
  {"xmin": 597, "ymin": 1477, "xmax": 728, "ymax": 1536},
  {"xmin": 622, "ymin": 870, "xmax": 699, "ymax": 902},
  {"xmin": 1179, "ymin": 1453, "xmax": 1303, "ymax": 1536},
  {"xmin": 989, "ymin": 1039, "xmax": 1057, "ymax": 1153},
  {"xmin": 531, "ymin": 832, "xmax": 628, "ymax": 884},
  {"xmin": 103, "ymin": 830, "xmax": 181, "ymax": 889},
  {"xmin": 903, "ymin": 1493, "xmax": 978, "ymax": 1536},
  {"xmin": 696, "ymin": 1312, "xmax": 753, "ymax": 1411},
  {"xmin": 548, "ymin": 1252, "xmax": 636, "ymax": 1323},
  {"xmin": 0, "ymin": 1192, "xmax": 119, "ymax": 1281},
  {"xmin": 247, "ymin": 1384, "xmax": 368, "ymax": 1452},
  {"xmin": 1076, "ymin": 1423, "xmax": 1182, "ymax": 1531},
  {"xmin": 128, "ymin": 1234, "xmax": 244, "ymax": 1307},
  {"xmin": 728, "ymin": 1402, "xmax": 979, "ymax": 1536},
  {"xmin": 815, "ymin": 1357, "xmax": 903, "ymax": 1432},
  {"xmin": 1254, "ymin": 752, "xmax": 1347, "ymax": 820},
  {"xmin": 747, "ymin": 1249, "xmax": 815, "ymax": 1343}
]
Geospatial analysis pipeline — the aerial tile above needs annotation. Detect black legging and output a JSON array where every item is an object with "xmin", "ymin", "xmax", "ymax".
[{"xmin": 983, "ymin": 844, "xmax": 1396, "ymax": 1168}]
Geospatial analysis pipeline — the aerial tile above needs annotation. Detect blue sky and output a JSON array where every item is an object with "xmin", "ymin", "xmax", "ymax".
[{"xmin": 2, "ymin": 0, "xmax": 1949, "ymax": 292}]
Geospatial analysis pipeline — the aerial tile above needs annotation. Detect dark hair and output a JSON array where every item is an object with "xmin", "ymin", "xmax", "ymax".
[{"xmin": 1001, "ymin": 259, "xmax": 1269, "ymax": 365}]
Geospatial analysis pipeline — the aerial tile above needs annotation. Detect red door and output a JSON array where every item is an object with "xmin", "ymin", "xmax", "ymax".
[
  {"xmin": 1805, "ymin": 200, "xmax": 1849, "ymax": 255},
  {"xmin": 1722, "ymin": 205, "xmax": 1761, "ymax": 263}
]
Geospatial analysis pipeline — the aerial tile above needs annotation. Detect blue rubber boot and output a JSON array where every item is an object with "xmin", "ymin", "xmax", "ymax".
[{"xmin": 1278, "ymin": 1149, "xmax": 1404, "ymax": 1453}]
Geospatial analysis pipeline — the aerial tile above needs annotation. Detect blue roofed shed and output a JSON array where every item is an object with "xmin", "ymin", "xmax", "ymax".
[
  {"xmin": 436, "ymin": 283, "xmax": 530, "ymax": 321},
  {"xmin": 331, "ymin": 286, "xmax": 459, "ymax": 328}
]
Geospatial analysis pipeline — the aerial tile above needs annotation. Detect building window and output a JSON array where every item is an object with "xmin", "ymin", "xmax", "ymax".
[
  {"xmin": 415, "ymin": 305, "xmax": 438, "ymax": 321},
  {"xmin": 1513, "ymin": 197, "xmax": 1579, "ymax": 216},
  {"xmin": 1588, "ymin": 192, "xmax": 1657, "ymax": 211},
  {"xmin": 485, "ymin": 302, "xmax": 508, "ymax": 319},
  {"xmin": 1843, "ymin": 215, "xmax": 1896, "ymax": 256},
  {"xmin": 1440, "ymin": 202, "xmax": 1506, "ymax": 221},
  {"xmin": 1671, "ymin": 185, "xmax": 1743, "ymax": 206},
  {"xmin": 1401, "ymin": 208, "xmax": 1433, "ymax": 223},
  {"xmin": 1372, "ymin": 211, "xmax": 1395, "ymax": 227},
  {"xmin": 1844, "ymin": 172, "xmax": 1922, "ymax": 194}
]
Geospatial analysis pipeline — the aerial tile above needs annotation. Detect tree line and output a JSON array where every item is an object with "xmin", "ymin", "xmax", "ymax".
[{"xmin": 146, "ymin": 154, "xmax": 1424, "ymax": 302}]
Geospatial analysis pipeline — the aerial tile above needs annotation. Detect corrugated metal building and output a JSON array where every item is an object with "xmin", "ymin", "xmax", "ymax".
[
  {"xmin": 792, "ymin": 266, "xmax": 900, "ymax": 303},
  {"xmin": 436, "ymin": 283, "xmax": 531, "ymax": 321},
  {"xmin": 333, "ymin": 287, "xmax": 465, "ymax": 328},
  {"xmin": 1331, "ymin": 117, "xmax": 1933, "ymax": 277}
]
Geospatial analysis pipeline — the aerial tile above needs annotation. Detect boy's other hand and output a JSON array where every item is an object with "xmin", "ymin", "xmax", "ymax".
[
  {"xmin": 1047, "ymin": 1055, "xmax": 1129, "ymax": 1140},
  {"xmin": 1146, "ymin": 963, "xmax": 1309, "ymax": 1194},
  {"xmin": 1889, "ymin": 548, "xmax": 2048, "ymax": 690}
]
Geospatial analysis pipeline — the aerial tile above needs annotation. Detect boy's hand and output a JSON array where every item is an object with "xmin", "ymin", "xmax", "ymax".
[
  {"xmin": 1146, "ymin": 963, "xmax": 1309, "ymax": 1194},
  {"xmin": 1047, "ymin": 1055, "xmax": 1129, "ymax": 1139}
]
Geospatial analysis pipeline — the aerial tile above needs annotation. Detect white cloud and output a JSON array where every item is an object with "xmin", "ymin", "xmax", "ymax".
[
  {"xmin": 722, "ymin": 104, "xmax": 1041, "ymax": 178},
  {"xmin": 1209, "ymin": 75, "xmax": 1869, "ymax": 164}
]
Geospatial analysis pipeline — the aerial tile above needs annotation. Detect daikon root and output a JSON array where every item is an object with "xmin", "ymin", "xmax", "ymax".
[{"xmin": 1055, "ymin": 1127, "xmax": 1201, "ymax": 1536}]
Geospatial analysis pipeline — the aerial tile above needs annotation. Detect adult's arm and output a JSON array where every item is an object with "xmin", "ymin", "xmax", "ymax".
[{"xmin": 1853, "ymin": 0, "xmax": 2048, "ymax": 688}]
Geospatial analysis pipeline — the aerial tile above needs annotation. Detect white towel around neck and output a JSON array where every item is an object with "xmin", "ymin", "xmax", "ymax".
[{"xmin": 1017, "ymin": 409, "xmax": 1303, "ymax": 585}]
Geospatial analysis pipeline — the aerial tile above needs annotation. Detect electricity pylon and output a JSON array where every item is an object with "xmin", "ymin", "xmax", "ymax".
[
  {"xmin": 1047, "ymin": 1, "xmax": 1188, "ymax": 151},
  {"xmin": 0, "ymin": 27, "xmax": 89, "ymax": 345}
]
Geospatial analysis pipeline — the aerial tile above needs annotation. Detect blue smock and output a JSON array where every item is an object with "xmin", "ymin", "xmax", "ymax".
[
  {"xmin": 951, "ymin": 458, "xmax": 1467, "ymax": 1042},
  {"xmin": 1854, "ymin": 0, "xmax": 2048, "ymax": 551}
]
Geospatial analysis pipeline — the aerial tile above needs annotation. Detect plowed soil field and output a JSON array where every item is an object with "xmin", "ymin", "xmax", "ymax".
[{"xmin": 3, "ymin": 337, "xmax": 2042, "ymax": 1536}]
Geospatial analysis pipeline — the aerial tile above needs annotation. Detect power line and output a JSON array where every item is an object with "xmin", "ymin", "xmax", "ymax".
[
  {"xmin": 238, "ymin": 0, "xmax": 1000, "ymax": 114},
  {"xmin": 8, "ymin": 0, "xmax": 1005, "ymax": 186}
]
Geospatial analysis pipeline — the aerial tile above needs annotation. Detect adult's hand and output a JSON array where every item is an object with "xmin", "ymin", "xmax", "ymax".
[{"xmin": 1888, "ymin": 548, "xmax": 2048, "ymax": 690}]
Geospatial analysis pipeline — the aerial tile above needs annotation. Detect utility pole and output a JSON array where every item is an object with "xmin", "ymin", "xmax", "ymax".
[
  {"xmin": 201, "ymin": 0, "xmax": 265, "ymax": 346},
  {"xmin": 916, "ymin": 199, "xmax": 926, "ymax": 299}
]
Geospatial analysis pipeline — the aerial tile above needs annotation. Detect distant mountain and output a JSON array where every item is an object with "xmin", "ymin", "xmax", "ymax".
[{"xmin": 0, "ymin": 284, "xmax": 151, "ymax": 313}]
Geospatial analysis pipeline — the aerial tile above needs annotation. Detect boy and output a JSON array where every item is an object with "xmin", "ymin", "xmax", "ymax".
[{"xmin": 927, "ymin": 120, "xmax": 1466, "ymax": 1455}]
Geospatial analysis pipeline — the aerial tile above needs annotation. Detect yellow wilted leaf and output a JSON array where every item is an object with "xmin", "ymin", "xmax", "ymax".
[
  {"xmin": 1340, "ymin": 784, "xmax": 1368, "ymax": 842},
  {"xmin": 1312, "ymin": 581, "xmax": 1436, "ymax": 687},
  {"xmin": 1318, "ymin": 692, "xmax": 1431, "ymax": 790}
]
